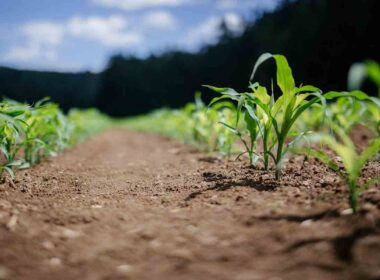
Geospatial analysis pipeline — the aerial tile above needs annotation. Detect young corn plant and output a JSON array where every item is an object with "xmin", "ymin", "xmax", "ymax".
[
  {"xmin": 0, "ymin": 100, "xmax": 28, "ymax": 178},
  {"xmin": 0, "ymin": 98, "xmax": 111, "ymax": 181},
  {"xmin": 328, "ymin": 97, "xmax": 370, "ymax": 133},
  {"xmin": 208, "ymin": 97, "xmax": 237, "ymax": 156},
  {"xmin": 367, "ymin": 102, "xmax": 380, "ymax": 136},
  {"xmin": 207, "ymin": 53, "xmax": 324, "ymax": 178},
  {"xmin": 207, "ymin": 53, "xmax": 374, "ymax": 179},
  {"xmin": 349, "ymin": 60, "xmax": 380, "ymax": 97},
  {"xmin": 295, "ymin": 125, "xmax": 380, "ymax": 213},
  {"xmin": 192, "ymin": 92, "xmax": 218, "ymax": 151},
  {"xmin": 67, "ymin": 108, "xmax": 110, "ymax": 144},
  {"xmin": 191, "ymin": 93, "xmax": 236, "ymax": 155}
]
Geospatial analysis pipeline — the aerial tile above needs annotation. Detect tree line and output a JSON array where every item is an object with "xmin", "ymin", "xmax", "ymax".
[{"xmin": 1, "ymin": 0, "xmax": 379, "ymax": 116}]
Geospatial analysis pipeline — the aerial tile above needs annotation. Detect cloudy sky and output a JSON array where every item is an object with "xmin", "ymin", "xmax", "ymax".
[{"xmin": 0, "ymin": 0, "xmax": 280, "ymax": 72}]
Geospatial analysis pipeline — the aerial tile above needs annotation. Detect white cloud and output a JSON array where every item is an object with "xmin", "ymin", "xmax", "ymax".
[
  {"xmin": 224, "ymin": 12, "xmax": 244, "ymax": 33},
  {"xmin": 22, "ymin": 22, "xmax": 64, "ymax": 46},
  {"xmin": 67, "ymin": 15, "xmax": 142, "ymax": 47},
  {"xmin": 4, "ymin": 21, "xmax": 63, "ymax": 62},
  {"xmin": 92, "ymin": 0, "xmax": 188, "ymax": 10},
  {"xmin": 183, "ymin": 13, "xmax": 243, "ymax": 51},
  {"xmin": 5, "ymin": 45, "xmax": 40, "ymax": 61},
  {"xmin": 142, "ymin": 10, "xmax": 177, "ymax": 30},
  {"xmin": 4, "ymin": 15, "xmax": 143, "ymax": 64},
  {"xmin": 184, "ymin": 17, "xmax": 220, "ymax": 49},
  {"xmin": 217, "ymin": 0, "xmax": 236, "ymax": 10},
  {"xmin": 217, "ymin": 0, "xmax": 280, "ymax": 11},
  {"xmin": 5, "ymin": 44, "xmax": 59, "ymax": 63}
]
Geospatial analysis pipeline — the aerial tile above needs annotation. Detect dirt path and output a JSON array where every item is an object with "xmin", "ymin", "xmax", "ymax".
[{"xmin": 1, "ymin": 128, "xmax": 379, "ymax": 280}]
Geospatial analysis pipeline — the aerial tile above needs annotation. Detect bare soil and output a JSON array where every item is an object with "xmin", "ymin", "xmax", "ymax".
[{"xmin": 1, "ymin": 128, "xmax": 379, "ymax": 280}]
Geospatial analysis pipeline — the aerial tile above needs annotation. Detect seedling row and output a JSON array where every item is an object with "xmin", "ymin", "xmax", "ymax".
[
  {"xmin": 126, "ymin": 54, "xmax": 380, "ymax": 212},
  {"xmin": 0, "ymin": 99, "xmax": 109, "ymax": 180}
]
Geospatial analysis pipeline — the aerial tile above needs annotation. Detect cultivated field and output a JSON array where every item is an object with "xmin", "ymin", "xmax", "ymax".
[
  {"xmin": 1, "ymin": 54, "xmax": 380, "ymax": 279},
  {"xmin": 1, "ymin": 128, "xmax": 379, "ymax": 280}
]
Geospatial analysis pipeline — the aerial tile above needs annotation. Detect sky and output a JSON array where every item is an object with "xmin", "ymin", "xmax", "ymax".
[{"xmin": 0, "ymin": 0, "xmax": 281, "ymax": 73}]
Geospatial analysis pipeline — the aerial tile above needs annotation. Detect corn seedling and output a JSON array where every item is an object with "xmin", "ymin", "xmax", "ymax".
[
  {"xmin": 0, "ymin": 98, "xmax": 110, "ymax": 180},
  {"xmin": 23, "ymin": 99, "xmax": 71, "ymax": 165},
  {"xmin": 0, "ymin": 101, "xmax": 28, "ymax": 178},
  {"xmin": 207, "ymin": 53, "xmax": 375, "ymax": 179},
  {"xmin": 124, "ymin": 93, "xmax": 236, "ymax": 156},
  {"xmin": 295, "ymin": 124, "xmax": 380, "ymax": 212},
  {"xmin": 349, "ymin": 60, "xmax": 380, "ymax": 97},
  {"xmin": 207, "ymin": 54, "xmax": 322, "ymax": 178},
  {"xmin": 68, "ymin": 108, "xmax": 110, "ymax": 144}
]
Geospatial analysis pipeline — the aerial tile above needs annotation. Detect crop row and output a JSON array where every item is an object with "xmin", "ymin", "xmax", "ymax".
[
  {"xmin": 126, "ymin": 54, "xmax": 380, "ymax": 212},
  {"xmin": 0, "ymin": 99, "xmax": 110, "ymax": 180}
]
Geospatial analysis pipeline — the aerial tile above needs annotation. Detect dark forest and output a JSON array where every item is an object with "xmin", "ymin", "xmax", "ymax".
[{"xmin": 1, "ymin": 0, "xmax": 379, "ymax": 116}]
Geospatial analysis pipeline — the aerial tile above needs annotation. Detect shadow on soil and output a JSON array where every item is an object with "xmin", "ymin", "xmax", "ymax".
[
  {"xmin": 284, "ymin": 226, "xmax": 377, "ymax": 262},
  {"xmin": 184, "ymin": 171, "xmax": 279, "ymax": 202}
]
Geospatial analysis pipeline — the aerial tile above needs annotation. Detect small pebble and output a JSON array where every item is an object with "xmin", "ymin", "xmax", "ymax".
[
  {"xmin": 49, "ymin": 257, "xmax": 62, "ymax": 266},
  {"xmin": 42, "ymin": 240, "xmax": 55, "ymax": 250},
  {"xmin": 0, "ymin": 266, "xmax": 9, "ymax": 280},
  {"xmin": 300, "ymin": 219, "xmax": 313, "ymax": 227},
  {"xmin": 117, "ymin": 264, "xmax": 133, "ymax": 274},
  {"xmin": 340, "ymin": 208, "xmax": 354, "ymax": 216},
  {"xmin": 6, "ymin": 215, "xmax": 17, "ymax": 231},
  {"xmin": 61, "ymin": 228, "xmax": 81, "ymax": 239}
]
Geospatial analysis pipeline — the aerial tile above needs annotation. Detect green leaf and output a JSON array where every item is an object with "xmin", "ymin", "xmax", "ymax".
[
  {"xmin": 218, "ymin": 122, "xmax": 240, "ymax": 136},
  {"xmin": 7, "ymin": 160, "xmax": 23, "ymax": 167},
  {"xmin": 4, "ymin": 166, "xmax": 15, "ymax": 179},
  {"xmin": 294, "ymin": 93, "xmax": 310, "ymax": 108},
  {"xmin": 286, "ymin": 131, "xmax": 312, "ymax": 150},
  {"xmin": 254, "ymin": 85, "xmax": 270, "ymax": 104},
  {"xmin": 244, "ymin": 110, "xmax": 258, "ymax": 140},
  {"xmin": 0, "ymin": 144, "xmax": 9, "ymax": 160},
  {"xmin": 203, "ymin": 85, "xmax": 239, "ymax": 96},
  {"xmin": 311, "ymin": 132, "xmax": 357, "ymax": 178},
  {"xmin": 324, "ymin": 90, "xmax": 370, "ymax": 101},
  {"xmin": 289, "ymin": 95, "xmax": 322, "ymax": 129},
  {"xmin": 348, "ymin": 63, "xmax": 367, "ymax": 91},
  {"xmin": 19, "ymin": 162, "xmax": 31, "ymax": 169},
  {"xmin": 355, "ymin": 138, "xmax": 380, "ymax": 178},
  {"xmin": 366, "ymin": 60, "xmax": 380, "ymax": 88},
  {"xmin": 236, "ymin": 95, "xmax": 245, "ymax": 126},
  {"xmin": 4, "ymin": 110, "xmax": 26, "ymax": 117},
  {"xmin": 295, "ymin": 85, "xmax": 321, "ymax": 94},
  {"xmin": 292, "ymin": 147, "xmax": 341, "ymax": 173},
  {"xmin": 209, "ymin": 95, "xmax": 237, "ymax": 107},
  {"xmin": 249, "ymin": 53, "xmax": 273, "ymax": 82},
  {"xmin": 273, "ymin": 54, "xmax": 296, "ymax": 100}
]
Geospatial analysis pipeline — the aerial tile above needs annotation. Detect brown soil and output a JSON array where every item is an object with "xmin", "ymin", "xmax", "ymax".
[{"xmin": 1, "ymin": 128, "xmax": 380, "ymax": 280}]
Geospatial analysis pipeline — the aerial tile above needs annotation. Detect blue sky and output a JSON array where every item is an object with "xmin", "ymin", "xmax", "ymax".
[{"xmin": 0, "ymin": 0, "xmax": 280, "ymax": 72}]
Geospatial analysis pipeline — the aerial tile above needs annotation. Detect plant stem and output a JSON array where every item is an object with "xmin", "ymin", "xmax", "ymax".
[
  {"xmin": 263, "ymin": 134, "xmax": 269, "ymax": 170},
  {"xmin": 348, "ymin": 180, "xmax": 358, "ymax": 213},
  {"xmin": 275, "ymin": 140, "xmax": 284, "ymax": 180},
  {"xmin": 248, "ymin": 151, "xmax": 253, "ymax": 165}
]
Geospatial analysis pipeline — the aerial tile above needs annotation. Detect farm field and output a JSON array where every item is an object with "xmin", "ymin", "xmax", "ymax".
[
  {"xmin": 2, "ymin": 1, "xmax": 380, "ymax": 279},
  {"xmin": 0, "ymin": 127, "xmax": 379, "ymax": 280}
]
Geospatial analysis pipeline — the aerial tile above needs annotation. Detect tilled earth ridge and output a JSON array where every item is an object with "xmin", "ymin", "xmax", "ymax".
[{"xmin": 0, "ymin": 128, "xmax": 379, "ymax": 280}]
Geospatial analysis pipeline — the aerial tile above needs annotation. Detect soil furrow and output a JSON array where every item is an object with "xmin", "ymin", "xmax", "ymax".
[{"xmin": 1, "ymin": 128, "xmax": 380, "ymax": 280}]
